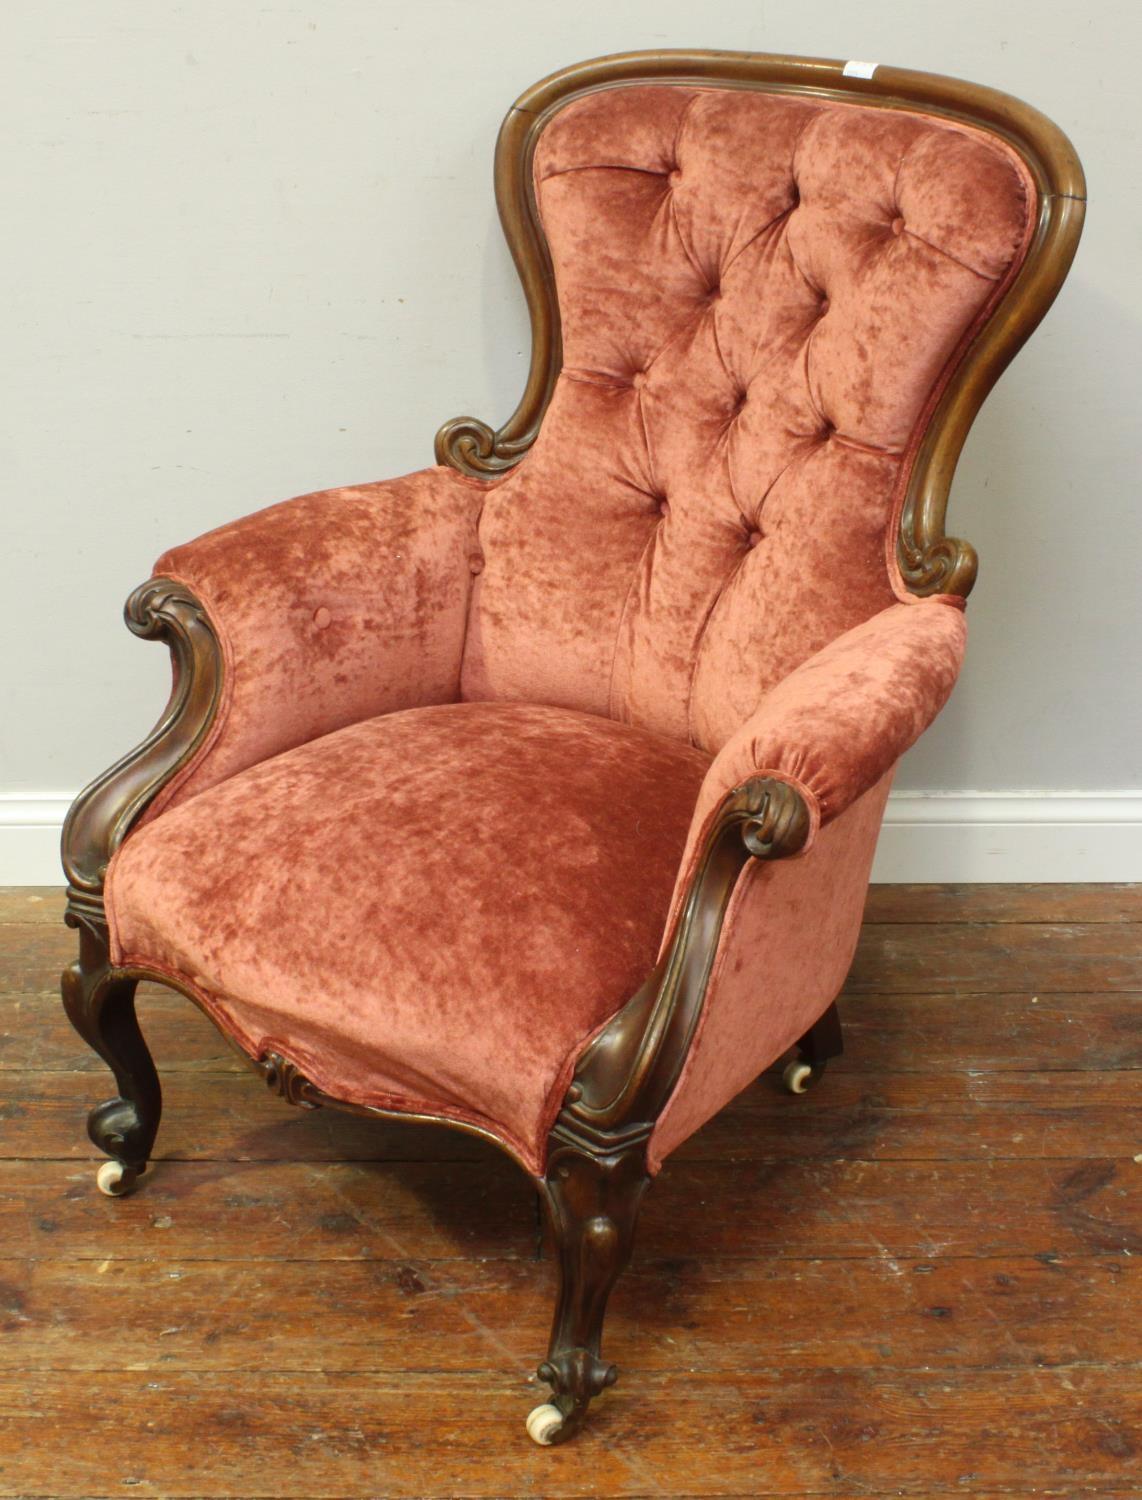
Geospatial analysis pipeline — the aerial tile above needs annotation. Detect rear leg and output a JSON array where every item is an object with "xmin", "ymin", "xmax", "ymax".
[{"xmin": 782, "ymin": 999, "xmax": 843, "ymax": 1094}]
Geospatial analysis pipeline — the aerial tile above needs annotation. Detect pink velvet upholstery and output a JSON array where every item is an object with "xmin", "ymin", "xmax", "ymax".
[
  {"xmin": 650, "ymin": 774, "xmax": 893, "ymax": 1170},
  {"xmin": 648, "ymin": 601, "xmax": 964, "ymax": 1162},
  {"xmin": 104, "ymin": 78, "xmax": 1040, "ymax": 1177},
  {"xmin": 146, "ymin": 466, "xmax": 487, "ymax": 819},
  {"xmin": 109, "ymin": 702, "xmax": 710, "ymax": 1173},
  {"xmin": 673, "ymin": 598, "xmax": 967, "ymax": 886},
  {"xmin": 462, "ymin": 86, "xmax": 1032, "ymax": 750}
]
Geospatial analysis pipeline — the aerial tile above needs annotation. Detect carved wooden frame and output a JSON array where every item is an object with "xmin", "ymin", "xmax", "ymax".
[
  {"xmin": 61, "ymin": 49, "xmax": 1084, "ymax": 1445},
  {"xmin": 435, "ymin": 48, "xmax": 1085, "ymax": 599}
]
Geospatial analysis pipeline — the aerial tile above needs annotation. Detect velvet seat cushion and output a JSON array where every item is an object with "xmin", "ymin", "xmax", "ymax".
[{"xmin": 107, "ymin": 701, "xmax": 711, "ymax": 1173}]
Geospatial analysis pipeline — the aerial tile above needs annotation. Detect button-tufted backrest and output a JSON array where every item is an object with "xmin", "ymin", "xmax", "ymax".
[{"xmin": 460, "ymin": 83, "xmax": 1035, "ymax": 750}]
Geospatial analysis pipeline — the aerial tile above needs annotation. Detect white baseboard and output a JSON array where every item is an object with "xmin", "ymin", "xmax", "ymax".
[
  {"xmin": 871, "ymin": 792, "xmax": 1142, "ymax": 882},
  {"xmin": 1, "ymin": 791, "xmax": 1140, "ymax": 887},
  {"xmin": 0, "ymin": 797, "xmax": 75, "ymax": 886}
]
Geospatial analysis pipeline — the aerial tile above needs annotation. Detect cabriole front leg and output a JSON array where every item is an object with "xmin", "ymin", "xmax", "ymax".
[
  {"xmin": 61, "ymin": 913, "xmax": 161, "ymax": 1197},
  {"xmin": 527, "ymin": 1140, "xmax": 649, "ymax": 1445},
  {"xmin": 525, "ymin": 777, "xmax": 811, "ymax": 1444},
  {"xmin": 58, "ymin": 578, "xmax": 220, "ymax": 1197}
]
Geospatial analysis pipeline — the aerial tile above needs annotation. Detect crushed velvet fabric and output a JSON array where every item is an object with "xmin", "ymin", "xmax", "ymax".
[
  {"xmin": 670, "ymin": 597, "xmax": 967, "ymax": 902},
  {"xmin": 107, "ymin": 702, "xmax": 711, "ymax": 1174},
  {"xmin": 107, "ymin": 81, "xmax": 1039, "ymax": 1176},
  {"xmin": 462, "ymin": 86, "xmax": 1032, "ymax": 750},
  {"xmin": 645, "ymin": 603, "xmax": 962, "ymax": 1166},
  {"xmin": 147, "ymin": 466, "xmax": 487, "ymax": 819},
  {"xmin": 650, "ymin": 774, "xmax": 893, "ymax": 1170}
]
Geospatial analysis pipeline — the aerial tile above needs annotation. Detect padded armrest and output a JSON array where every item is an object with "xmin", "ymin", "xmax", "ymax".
[
  {"xmin": 146, "ymin": 465, "xmax": 487, "ymax": 815},
  {"xmin": 646, "ymin": 599, "xmax": 966, "ymax": 1166},
  {"xmin": 682, "ymin": 598, "xmax": 967, "ymax": 867}
]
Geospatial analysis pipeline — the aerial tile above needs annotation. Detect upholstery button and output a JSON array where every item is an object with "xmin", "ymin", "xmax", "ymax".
[
  {"xmin": 312, "ymin": 606, "xmax": 331, "ymax": 630},
  {"xmin": 658, "ymin": 499, "xmax": 670, "ymax": 519},
  {"xmin": 891, "ymin": 215, "xmax": 905, "ymax": 236},
  {"xmin": 748, "ymin": 530, "xmax": 762, "ymax": 548},
  {"xmin": 818, "ymin": 297, "xmax": 830, "ymax": 316},
  {"xmin": 468, "ymin": 555, "xmax": 485, "ymax": 576},
  {"xmin": 668, "ymin": 167, "xmax": 681, "ymax": 186},
  {"xmin": 631, "ymin": 371, "xmax": 647, "ymax": 391}
]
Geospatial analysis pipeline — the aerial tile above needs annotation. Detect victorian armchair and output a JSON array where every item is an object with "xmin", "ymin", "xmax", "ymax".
[{"xmin": 61, "ymin": 51, "xmax": 1083, "ymax": 1445}]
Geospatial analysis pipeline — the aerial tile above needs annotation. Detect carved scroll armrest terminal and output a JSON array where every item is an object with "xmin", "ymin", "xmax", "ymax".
[
  {"xmin": 62, "ymin": 578, "xmax": 222, "ymax": 928},
  {"xmin": 553, "ymin": 777, "xmax": 810, "ymax": 1155}
]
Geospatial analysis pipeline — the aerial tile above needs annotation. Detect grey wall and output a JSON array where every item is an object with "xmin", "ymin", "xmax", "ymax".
[{"xmin": 5, "ymin": 0, "xmax": 1138, "ymax": 801}]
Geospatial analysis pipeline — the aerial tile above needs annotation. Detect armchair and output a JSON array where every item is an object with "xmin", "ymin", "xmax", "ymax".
[{"xmin": 61, "ymin": 50, "xmax": 1084, "ymax": 1446}]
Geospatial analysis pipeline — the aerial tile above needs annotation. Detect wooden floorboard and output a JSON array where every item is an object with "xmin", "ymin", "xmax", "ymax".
[
  {"xmin": 861, "ymin": 883, "xmax": 1142, "ymax": 924},
  {"xmin": 5, "ymin": 1066, "xmax": 1141, "ymax": 1163},
  {"xmin": 2, "ymin": 1368, "xmax": 1138, "ymax": 1497},
  {"xmin": 4, "ymin": 1253, "xmax": 1136, "ymax": 1374},
  {"xmin": 1, "ymin": 884, "xmax": 1139, "ymax": 1497},
  {"xmin": 7, "ymin": 985, "xmax": 1139, "ymax": 1076}
]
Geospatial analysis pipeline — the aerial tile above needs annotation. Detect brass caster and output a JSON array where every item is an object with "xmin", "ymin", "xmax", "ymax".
[
  {"xmin": 96, "ymin": 1160, "xmax": 139, "ymax": 1197},
  {"xmin": 526, "ymin": 1402, "xmax": 565, "ymax": 1446},
  {"xmin": 782, "ymin": 1058, "xmax": 824, "ymax": 1094}
]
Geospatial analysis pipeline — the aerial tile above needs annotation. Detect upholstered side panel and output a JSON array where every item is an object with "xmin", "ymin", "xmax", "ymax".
[
  {"xmin": 648, "ymin": 773, "xmax": 892, "ymax": 1170},
  {"xmin": 143, "ymin": 465, "xmax": 487, "ymax": 819},
  {"xmin": 461, "ymin": 84, "xmax": 1034, "ymax": 751}
]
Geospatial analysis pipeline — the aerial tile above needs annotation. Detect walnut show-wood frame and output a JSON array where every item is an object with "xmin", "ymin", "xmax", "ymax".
[
  {"xmin": 61, "ymin": 50, "xmax": 1085, "ymax": 1449},
  {"xmin": 436, "ymin": 48, "xmax": 1086, "ymax": 598}
]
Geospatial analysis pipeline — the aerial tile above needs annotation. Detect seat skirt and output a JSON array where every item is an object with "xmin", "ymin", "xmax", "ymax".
[{"xmin": 107, "ymin": 701, "xmax": 711, "ymax": 1173}]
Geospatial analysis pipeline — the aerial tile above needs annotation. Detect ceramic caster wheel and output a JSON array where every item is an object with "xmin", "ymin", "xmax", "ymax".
[
  {"xmin": 96, "ymin": 1160, "xmax": 139, "ymax": 1198},
  {"xmin": 782, "ymin": 1058, "xmax": 823, "ymax": 1095},
  {"xmin": 526, "ymin": 1402, "xmax": 564, "ymax": 1446}
]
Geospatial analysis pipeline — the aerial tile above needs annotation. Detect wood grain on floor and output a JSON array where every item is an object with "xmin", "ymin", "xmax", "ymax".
[{"xmin": 0, "ymin": 884, "xmax": 1138, "ymax": 1498}]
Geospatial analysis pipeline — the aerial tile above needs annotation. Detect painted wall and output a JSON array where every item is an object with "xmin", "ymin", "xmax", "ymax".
[{"xmin": 4, "ymin": 1, "xmax": 1139, "ymax": 877}]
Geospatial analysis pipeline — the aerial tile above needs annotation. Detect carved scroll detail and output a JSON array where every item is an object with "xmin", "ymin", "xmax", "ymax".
[
  {"xmin": 434, "ymin": 416, "xmax": 545, "ymax": 479},
  {"xmin": 436, "ymin": 53, "xmax": 1085, "ymax": 590},
  {"xmin": 552, "ymin": 776, "xmax": 810, "ymax": 1155},
  {"xmin": 62, "ymin": 578, "xmax": 223, "ymax": 913},
  {"xmin": 897, "ymin": 488, "xmax": 980, "ymax": 597},
  {"xmin": 59, "ymin": 579, "xmax": 219, "ymax": 1195},
  {"xmin": 61, "ymin": 918, "xmax": 162, "ymax": 1178},
  {"xmin": 257, "ymin": 1052, "xmax": 322, "ymax": 1109},
  {"xmin": 433, "ymin": 99, "xmax": 562, "ymax": 478},
  {"xmin": 532, "ymin": 1142, "xmax": 649, "ymax": 1444},
  {"xmin": 529, "ymin": 775, "xmax": 808, "ymax": 1440}
]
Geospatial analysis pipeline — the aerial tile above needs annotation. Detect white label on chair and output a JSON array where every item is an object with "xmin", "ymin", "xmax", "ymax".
[{"xmin": 843, "ymin": 60, "xmax": 879, "ymax": 79}]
